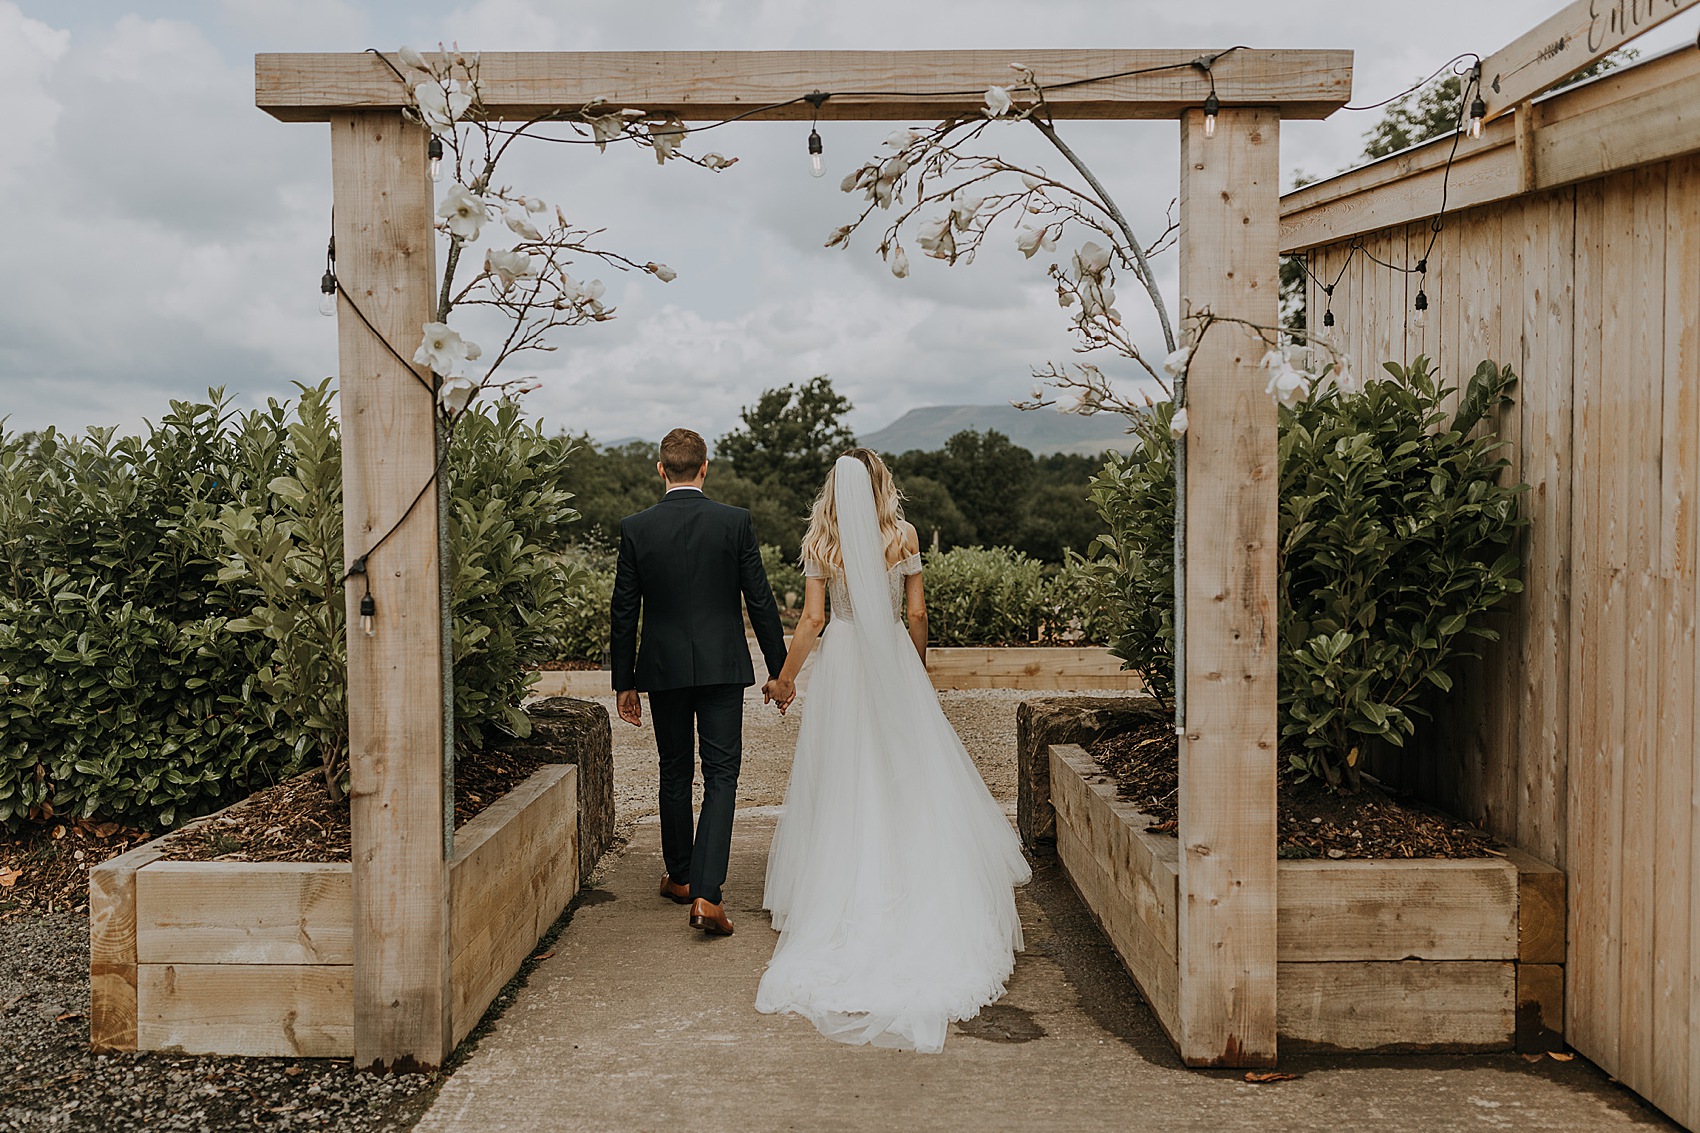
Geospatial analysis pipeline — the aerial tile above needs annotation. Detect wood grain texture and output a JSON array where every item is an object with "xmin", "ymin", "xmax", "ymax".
[
  {"xmin": 331, "ymin": 108, "xmax": 452, "ymax": 1070},
  {"xmin": 1050, "ymin": 746, "xmax": 1181, "ymax": 1042},
  {"xmin": 449, "ymin": 766, "xmax": 579, "ymax": 1048},
  {"xmin": 1502, "ymin": 846, "xmax": 1568, "ymax": 966},
  {"xmin": 1276, "ymin": 961, "xmax": 1516, "ymax": 1051},
  {"xmin": 1176, "ymin": 106, "xmax": 1280, "ymax": 1068},
  {"xmin": 1479, "ymin": 0, "xmax": 1700, "ymax": 120},
  {"xmin": 137, "ymin": 963, "xmax": 353, "ymax": 1058},
  {"xmin": 257, "ymin": 50, "xmax": 1354, "ymax": 123},
  {"xmin": 1276, "ymin": 859, "xmax": 1518, "ymax": 962},
  {"xmin": 88, "ymin": 841, "xmax": 169, "ymax": 1052},
  {"xmin": 926, "ymin": 647, "xmax": 1143, "ymax": 690},
  {"xmin": 136, "ymin": 862, "xmax": 352, "ymax": 966},
  {"xmin": 1280, "ymin": 49, "xmax": 1700, "ymax": 253}
]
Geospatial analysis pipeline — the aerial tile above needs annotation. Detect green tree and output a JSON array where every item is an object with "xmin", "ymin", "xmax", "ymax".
[
  {"xmin": 717, "ymin": 376, "xmax": 857, "ymax": 490},
  {"xmin": 899, "ymin": 474, "xmax": 976, "ymax": 550},
  {"xmin": 937, "ymin": 429, "xmax": 1035, "ymax": 549},
  {"xmin": 560, "ymin": 437, "xmax": 661, "ymax": 551}
]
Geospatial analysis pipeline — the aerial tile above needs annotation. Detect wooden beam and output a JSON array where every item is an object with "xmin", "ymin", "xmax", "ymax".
[
  {"xmin": 1279, "ymin": 46, "xmax": 1700, "ymax": 252},
  {"xmin": 1479, "ymin": 0, "xmax": 1700, "ymax": 121},
  {"xmin": 257, "ymin": 50, "xmax": 1353, "ymax": 123},
  {"xmin": 137, "ymin": 963, "xmax": 354, "ymax": 1058},
  {"xmin": 1176, "ymin": 105, "xmax": 1281, "ymax": 1069},
  {"xmin": 88, "ymin": 841, "xmax": 169, "ymax": 1052},
  {"xmin": 136, "ymin": 862, "xmax": 353, "ymax": 966},
  {"xmin": 331, "ymin": 108, "xmax": 452, "ymax": 1071}
]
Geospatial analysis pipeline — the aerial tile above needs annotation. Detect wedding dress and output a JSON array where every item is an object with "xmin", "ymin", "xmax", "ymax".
[{"xmin": 756, "ymin": 457, "xmax": 1031, "ymax": 1053}]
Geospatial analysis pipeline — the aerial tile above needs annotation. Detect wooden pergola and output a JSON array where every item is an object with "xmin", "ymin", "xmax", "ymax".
[{"xmin": 255, "ymin": 47, "xmax": 1352, "ymax": 1071}]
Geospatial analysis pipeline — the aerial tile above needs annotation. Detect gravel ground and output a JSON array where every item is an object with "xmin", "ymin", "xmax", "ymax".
[{"xmin": 0, "ymin": 914, "xmax": 441, "ymax": 1132}]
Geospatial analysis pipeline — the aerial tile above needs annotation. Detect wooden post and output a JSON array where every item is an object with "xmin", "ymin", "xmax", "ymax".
[
  {"xmin": 1175, "ymin": 105, "xmax": 1281, "ymax": 1068},
  {"xmin": 330, "ymin": 109, "xmax": 452, "ymax": 1070}
]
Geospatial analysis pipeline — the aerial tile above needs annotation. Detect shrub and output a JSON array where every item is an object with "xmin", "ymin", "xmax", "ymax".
[
  {"xmin": 919, "ymin": 546, "xmax": 1049, "ymax": 646},
  {"xmin": 0, "ymin": 387, "xmax": 587, "ymax": 829},
  {"xmin": 555, "ymin": 548, "xmax": 615, "ymax": 664},
  {"xmin": 1089, "ymin": 358, "xmax": 1527, "ymax": 788},
  {"xmin": 763, "ymin": 544, "xmax": 806, "ymax": 610}
]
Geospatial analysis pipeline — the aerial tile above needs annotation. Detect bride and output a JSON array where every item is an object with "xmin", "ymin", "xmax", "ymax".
[{"xmin": 755, "ymin": 448, "xmax": 1031, "ymax": 1053}]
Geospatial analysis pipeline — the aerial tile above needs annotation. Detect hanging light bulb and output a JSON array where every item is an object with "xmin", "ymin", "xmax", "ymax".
[
  {"xmin": 359, "ymin": 592, "xmax": 376, "ymax": 637},
  {"xmin": 1467, "ymin": 94, "xmax": 1487, "ymax": 139},
  {"xmin": 428, "ymin": 135, "xmax": 444, "ymax": 182},
  {"xmin": 1322, "ymin": 307, "xmax": 1335, "ymax": 328},
  {"xmin": 808, "ymin": 127, "xmax": 824, "ymax": 178},
  {"xmin": 1413, "ymin": 288, "xmax": 1429, "ymax": 328},
  {"xmin": 1203, "ymin": 91, "xmax": 1220, "ymax": 139},
  {"xmin": 319, "ymin": 268, "xmax": 338, "ymax": 317}
]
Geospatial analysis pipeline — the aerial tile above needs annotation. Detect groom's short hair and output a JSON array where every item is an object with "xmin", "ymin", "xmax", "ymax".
[{"xmin": 659, "ymin": 428, "xmax": 708, "ymax": 482}]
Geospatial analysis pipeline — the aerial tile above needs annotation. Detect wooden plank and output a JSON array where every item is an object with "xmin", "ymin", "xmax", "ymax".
[
  {"xmin": 1567, "ymin": 175, "xmax": 1608, "ymax": 1055},
  {"xmin": 1518, "ymin": 189, "xmax": 1577, "ymax": 868},
  {"xmin": 449, "ymin": 766, "xmax": 578, "ymax": 1047},
  {"xmin": 1176, "ymin": 106, "xmax": 1280, "ymax": 1068},
  {"xmin": 257, "ymin": 49, "xmax": 1355, "ymax": 124},
  {"xmin": 1478, "ymin": 0, "xmax": 1700, "ymax": 120},
  {"xmin": 331, "ymin": 108, "xmax": 452, "ymax": 1070},
  {"xmin": 135, "ymin": 861, "xmax": 352, "ymax": 966},
  {"xmin": 1652, "ymin": 153, "xmax": 1698, "ymax": 1124},
  {"xmin": 137, "ymin": 963, "xmax": 353, "ymax": 1058},
  {"xmin": 1055, "ymin": 811, "xmax": 1181, "ymax": 1043},
  {"xmin": 1050, "ymin": 746, "xmax": 1179, "ymax": 958},
  {"xmin": 88, "ymin": 841, "xmax": 169, "ymax": 1053},
  {"xmin": 1517, "ymin": 962, "xmax": 1568, "ymax": 1053},
  {"xmin": 1502, "ymin": 846, "xmax": 1568, "ymax": 966},
  {"xmin": 1277, "ymin": 961, "xmax": 1516, "ymax": 1051},
  {"xmin": 1280, "ymin": 49, "xmax": 1700, "ymax": 253},
  {"xmin": 927, "ymin": 647, "xmax": 1143, "ymax": 690},
  {"xmin": 1276, "ymin": 860, "xmax": 1518, "ymax": 962}
]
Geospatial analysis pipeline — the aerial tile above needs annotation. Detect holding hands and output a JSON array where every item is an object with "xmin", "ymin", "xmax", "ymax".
[{"xmin": 763, "ymin": 676, "xmax": 796, "ymax": 714}]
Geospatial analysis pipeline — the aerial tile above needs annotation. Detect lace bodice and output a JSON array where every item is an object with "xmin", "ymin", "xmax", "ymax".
[{"xmin": 805, "ymin": 552, "xmax": 922, "ymax": 623}]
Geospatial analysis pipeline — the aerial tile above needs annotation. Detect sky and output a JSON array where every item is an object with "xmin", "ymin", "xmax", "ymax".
[{"xmin": 2, "ymin": 0, "xmax": 1696, "ymax": 446}]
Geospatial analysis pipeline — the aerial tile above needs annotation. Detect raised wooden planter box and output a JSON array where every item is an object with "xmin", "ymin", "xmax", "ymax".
[
  {"xmin": 1048, "ymin": 744, "xmax": 1565, "ymax": 1053},
  {"xmin": 530, "ymin": 646, "xmax": 1143, "ymax": 698},
  {"xmin": 89, "ymin": 765, "xmax": 578, "ymax": 1058}
]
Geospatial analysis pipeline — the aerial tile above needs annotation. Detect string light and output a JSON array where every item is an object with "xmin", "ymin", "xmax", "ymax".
[
  {"xmin": 803, "ymin": 90, "xmax": 830, "ymax": 178},
  {"xmin": 359, "ymin": 591, "xmax": 376, "ymax": 636},
  {"xmin": 1413, "ymin": 287, "xmax": 1429, "ymax": 328},
  {"xmin": 319, "ymin": 236, "xmax": 337, "ymax": 317},
  {"xmin": 1466, "ymin": 65, "xmax": 1486, "ymax": 139},
  {"xmin": 428, "ymin": 135, "xmax": 444, "ymax": 181},
  {"xmin": 1202, "ymin": 91, "xmax": 1220, "ymax": 139}
]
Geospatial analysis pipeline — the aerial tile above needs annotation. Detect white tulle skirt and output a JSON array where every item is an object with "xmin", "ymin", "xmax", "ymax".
[{"xmin": 756, "ymin": 617, "xmax": 1032, "ymax": 1053}]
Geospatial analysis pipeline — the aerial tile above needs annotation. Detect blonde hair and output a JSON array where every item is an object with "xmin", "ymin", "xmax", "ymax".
[{"xmin": 798, "ymin": 448, "xmax": 907, "ymax": 573}]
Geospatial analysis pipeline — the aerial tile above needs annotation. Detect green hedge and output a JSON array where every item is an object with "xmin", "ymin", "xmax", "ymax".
[
  {"xmin": 917, "ymin": 546, "xmax": 1109, "ymax": 647},
  {"xmin": 1088, "ymin": 358, "xmax": 1527, "ymax": 787},
  {"xmin": 0, "ymin": 385, "xmax": 585, "ymax": 829}
]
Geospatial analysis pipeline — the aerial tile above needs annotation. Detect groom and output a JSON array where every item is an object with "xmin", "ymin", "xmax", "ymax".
[{"xmin": 609, "ymin": 428, "xmax": 789, "ymax": 937}]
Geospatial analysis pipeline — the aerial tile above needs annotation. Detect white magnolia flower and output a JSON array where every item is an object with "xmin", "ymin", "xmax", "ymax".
[
  {"xmin": 890, "ymin": 246, "xmax": 910, "ymax": 279},
  {"xmin": 1169, "ymin": 407, "xmax": 1190, "ymax": 438},
  {"xmin": 436, "ymin": 184, "xmax": 487, "ymax": 241},
  {"xmin": 398, "ymin": 45, "xmax": 429, "ymax": 72},
  {"xmin": 513, "ymin": 377, "xmax": 544, "ymax": 394},
  {"xmin": 505, "ymin": 212, "xmax": 544, "ymax": 241},
  {"xmin": 1030, "ymin": 382, "xmax": 1044, "ymax": 400},
  {"xmin": 438, "ymin": 375, "xmax": 478, "ymax": 416},
  {"xmin": 1054, "ymin": 388, "xmax": 1088, "ymax": 414},
  {"xmin": 984, "ymin": 85, "xmax": 1014, "ymax": 117},
  {"xmin": 1016, "ymin": 225, "xmax": 1057, "ymax": 258},
  {"xmin": 700, "ymin": 152, "xmax": 737, "ymax": 170},
  {"xmin": 1267, "ymin": 366, "xmax": 1312, "ymax": 409},
  {"xmin": 414, "ymin": 322, "xmax": 473, "ymax": 374},
  {"xmin": 414, "ymin": 80, "xmax": 472, "ymax": 131},
  {"xmin": 588, "ymin": 114, "xmax": 626, "ymax": 151},
  {"xmin": 648, "ymin": 262, "xmax": 677, "ymax": 283},
  {"xmin": 884, "ymin": 128, "xmax": 921, "ymax": 149},
  {"xmin": 1331, "ymin": 358, "xmax": 1360, "ymax": 393},
  {"xmin": 484, "ymin": 248, "xmax": 533, "ymax": 290},
  {"xmin": 1078, "ymin": 278, "xmax": 1117, "ymax": 321},
  {"xmin": 824, "ymin": 224, "xmax": 852, "ymax": 249},
  {"xmin": 648, "ymin": 119, "xmax": 686, "ymax": 163},
  {"xmin": 561, "ymin": 275, "xmax": 606, "ymax": 307},
  {"xmin": 951, "ymin": 196, "xmax": 983, "ymax": 232},
  {"xmin": 1260, "ymin": 348, "xmax": 1288, "ymax": 372},
  {"xmin": 1021, "ymin": 174, "xmax": 1044, "ymax": 192},
  {"xmin": 520, "ymin": 196, "xmax": 548, "ymax": 214},
  {"xmin": 1074, "ymin": 241, "xmax": 1112, "ymax": 277},
  {"xmin": 916, "ymin": 216, "xmax": 955, "ymax": 259},
  {"xmin": 840, "ymin": 168, "xmax": 864, "ymax": 193},
  {"xmin": 1163, "ymin": 347, "xmax": 1192, "ymax": 377}
]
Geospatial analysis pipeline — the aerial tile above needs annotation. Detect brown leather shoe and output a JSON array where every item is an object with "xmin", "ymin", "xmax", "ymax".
[
  {"xmin": 689, "ymin": 897, "xmax": 734, "ymax": 936},
  {"xmin": 658, "ymin": 875, "xmax": 691, "ymax": 904}
]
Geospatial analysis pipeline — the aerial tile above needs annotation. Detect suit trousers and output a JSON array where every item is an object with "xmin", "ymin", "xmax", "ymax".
[{"xmin": 647, "ymin": 683, "xmax": 744, "ymax": 905}]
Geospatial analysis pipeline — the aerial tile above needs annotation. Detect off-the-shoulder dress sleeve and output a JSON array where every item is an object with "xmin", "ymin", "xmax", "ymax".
[
  {"xmin": 804, "ymin": 558, "xmax": 828, "ymax": 579},
  {"xmin": 897, "ymin": 551, "xmax": 923, "ymax": 576}
]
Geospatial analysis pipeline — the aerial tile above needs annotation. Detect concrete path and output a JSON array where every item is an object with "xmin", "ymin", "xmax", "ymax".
[{"xmin": 420, "ymin": 818, "xmax": 1670, "ymax": 1132}]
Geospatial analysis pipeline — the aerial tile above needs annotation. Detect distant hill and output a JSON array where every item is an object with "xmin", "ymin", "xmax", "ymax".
[{"xmin": 859, "ymin": 404, "xmax": 1137, "ymax": 456}]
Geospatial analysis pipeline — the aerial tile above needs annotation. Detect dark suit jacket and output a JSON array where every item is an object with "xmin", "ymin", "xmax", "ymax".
[{"xmin": 609, "ymin": 488, "xmax": 788, "ymax": 693}]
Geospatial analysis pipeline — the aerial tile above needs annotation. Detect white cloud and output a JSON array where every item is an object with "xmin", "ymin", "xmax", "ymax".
[{"xmin": 0, "ymin": 2, "xmax": 71, "ymax": 185}]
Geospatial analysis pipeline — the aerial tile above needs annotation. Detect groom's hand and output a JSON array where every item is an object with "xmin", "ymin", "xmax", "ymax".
[
  {"xmin": 765, "ymin": 676, "xmax": 796, "ymax": 714},
  {"xmin": 617, "ymin": 690, "xmax": 642, "ymax": 727}
]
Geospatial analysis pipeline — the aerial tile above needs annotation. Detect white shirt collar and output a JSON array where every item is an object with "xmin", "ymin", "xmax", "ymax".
[{"xmin": 665, "ymin": 485, "xmax": 703, "ymax": 495}]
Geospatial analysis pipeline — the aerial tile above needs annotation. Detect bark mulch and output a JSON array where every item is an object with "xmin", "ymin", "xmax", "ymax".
[
  {"xmin": 0, "ymin": 822, "xmax": 155, "ymax": 921},
  {"xmin": 1088, "ymin": 716, "xmax": 1499, "ymax": 860}
]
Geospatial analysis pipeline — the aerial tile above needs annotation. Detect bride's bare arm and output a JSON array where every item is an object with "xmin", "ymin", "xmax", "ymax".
[
  {"xmin": 901, "ymin": 524, "xmax": 926, "ymax": 665},
  {"xmin": 773, "ymin": 577, "xmax": 828, "ymax": 700}
]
